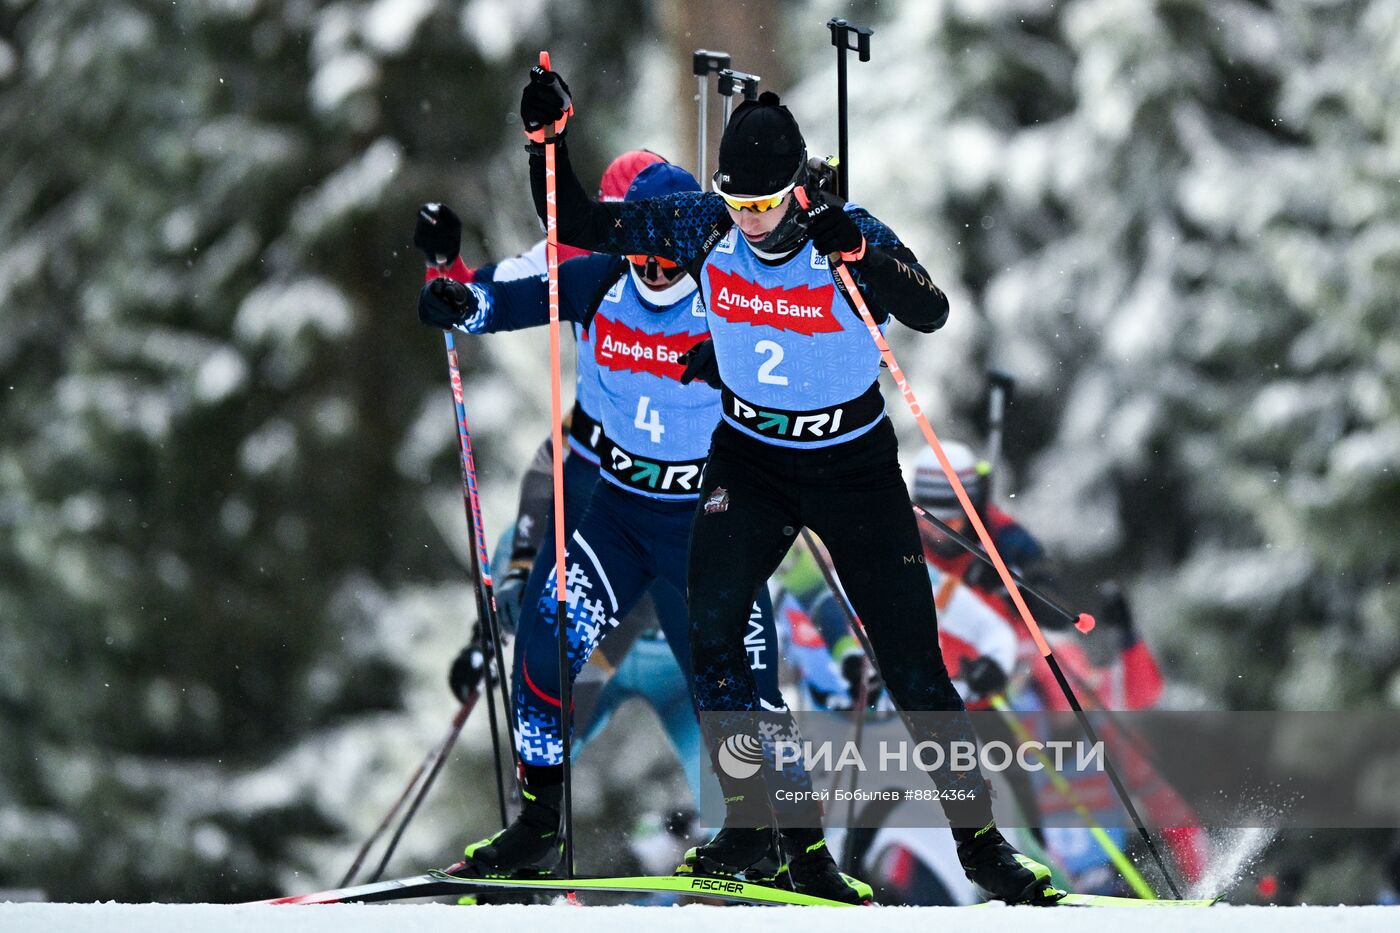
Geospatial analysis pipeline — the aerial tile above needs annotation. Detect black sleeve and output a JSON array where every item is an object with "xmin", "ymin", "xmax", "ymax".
[
  {"xmin": 528, "ymin": 140, "xmax": 727, "ymax": 261},
  {"xmin": 845, "ymin": 208, "xmax": 951, "ymax": 334}
]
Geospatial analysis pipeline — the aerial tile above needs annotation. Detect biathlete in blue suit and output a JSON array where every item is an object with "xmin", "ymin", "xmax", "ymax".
[
  {"xmin": 483, "ymin": 441, "xmax": 707, "ymax": 808},
  {"xmin": 416, "ymin": 150, "xmax": 674, "ymax": 662},
  {"xmin": 513, "ymin": 64, "xmax": 1059, "ymax": 905},
  {"xmin": 417, "ymin": 162, "xmax": 782, "ymax": 878}
]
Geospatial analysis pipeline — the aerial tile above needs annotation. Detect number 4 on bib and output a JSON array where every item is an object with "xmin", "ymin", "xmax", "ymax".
[{"xmin": 634, "ymin": 396, "xmax": 665, "ymax": 444}]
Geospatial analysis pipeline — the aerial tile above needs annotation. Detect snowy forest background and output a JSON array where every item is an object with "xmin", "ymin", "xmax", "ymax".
[{"xmin": 2, "ymin": 0, "xmax": 1398, "ymax": 906}]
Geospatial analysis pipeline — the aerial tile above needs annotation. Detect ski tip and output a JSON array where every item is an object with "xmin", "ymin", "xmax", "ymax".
[{"xmin": 1075, "ymin": 612, "xmax": 1096, "ymax": 633}]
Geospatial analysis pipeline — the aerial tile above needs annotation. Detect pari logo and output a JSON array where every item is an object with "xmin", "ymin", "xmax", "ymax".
[
  {"xmin": 706, "ymin": 267, "xmax": 839, "ymax": 335},
  {"xmin": 608, "ymin": 448, "xmax": 703, "ymax": 493},
  {"xmin": 729, "ymin": 397, "xmax": 845, "ymax": 440},
  {"xmin": 717, "ymin": 733, "xmax": 765, "ymax": 780}
]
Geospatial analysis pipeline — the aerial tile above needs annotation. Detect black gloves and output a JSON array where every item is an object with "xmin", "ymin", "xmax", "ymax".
[
  {"xmin": 492, "ymin": 562, "xmax": 532, "ymax": 636},
  {"xmin": 679, "ymin": 338, "xmax": 722, "ymax": 387},
  {"xmin": 521, "ymin": 64, "xmax": 573, "ymax": 143},
  {"xmin": 418, "ymin": 276, "xmax": 477, "ymax": 330},
  {"xmin": 803, "ymin": 188, "xmax": 866, "ymax": 261},
  {"xmin": 961, "ymin": 655, "xmax": 1009, "ymax": 700},
  {"xmin": 414, "ymin": 202, "xmax": 462, "ymax": 266},
  {"xmin": 448, "ymin": 639, "xmax": 489, "ymax": 704}
]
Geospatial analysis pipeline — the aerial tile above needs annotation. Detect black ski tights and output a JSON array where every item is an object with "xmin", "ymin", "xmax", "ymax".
[{"xmin": 689, "ymin": 418, "xmax": 994, "ymax": 828}]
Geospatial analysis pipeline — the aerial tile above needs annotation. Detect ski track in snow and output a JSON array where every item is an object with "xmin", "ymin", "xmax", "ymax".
[{"xmin": 2, "ymin": 903, "xmax": 1397, "ymax": 932}]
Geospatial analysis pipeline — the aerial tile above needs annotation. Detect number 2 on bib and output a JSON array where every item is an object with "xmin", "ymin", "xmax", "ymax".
[
  {"xmin": 755, "ymin": 340, "xmax": 788, "ymax": 386},
  {"xmin": 634, "ymin": 396, "xmax": 665, "ymax": 444}
]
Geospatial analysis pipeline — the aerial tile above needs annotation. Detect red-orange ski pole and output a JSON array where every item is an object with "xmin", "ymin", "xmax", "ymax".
[
  {"xmin": 795, "ymin": 185, "xmax": 1183, "ymax": 899},
  {"xmin": 538, "ymin": 49, "xmax": 574, "ymax": 881}
]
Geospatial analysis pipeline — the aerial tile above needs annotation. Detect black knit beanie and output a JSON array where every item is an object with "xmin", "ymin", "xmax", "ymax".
[{"xmin": 716, "ymin": 91, "xmax": 807, "ymax": 196}]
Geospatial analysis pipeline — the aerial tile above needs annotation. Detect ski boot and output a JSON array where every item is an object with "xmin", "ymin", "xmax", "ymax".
[
  {"xmin": 774, "ymin": 828, "xmax": 873, "ymax": 905},
  {"xmin": 675, "ymin": 827, "xmax": 782, "ymax": 883},
  {"xmin": 955, "ymin": 823, "xmax": 1063, "ymax": 904},
  {"xmin": 457, "ymin": 782, "xmax": 563, "ymax": 878}
]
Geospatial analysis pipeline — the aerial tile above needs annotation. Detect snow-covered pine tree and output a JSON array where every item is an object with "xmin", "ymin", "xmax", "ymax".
[{"xmin": 0, "ymin": 0, "xmax": 659, "ymax": 901}]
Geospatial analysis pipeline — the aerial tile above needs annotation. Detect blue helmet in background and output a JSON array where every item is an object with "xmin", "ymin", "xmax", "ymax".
[{"xmin": 625, "ymin": 162, "xmax": 701, "ymax": 202}]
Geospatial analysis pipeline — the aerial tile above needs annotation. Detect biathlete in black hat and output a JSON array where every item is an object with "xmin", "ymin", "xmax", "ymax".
[
  {"xmin": 418, "ymin": 160, "xmax": 788, "ymax": 882},
  {"xmin": 515, "ymin": 63, "xmax": 1061, "ymax": 906}
]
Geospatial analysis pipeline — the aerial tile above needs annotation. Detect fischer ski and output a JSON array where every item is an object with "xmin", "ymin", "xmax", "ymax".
[
  {"xmin": 426, "ymin": 868, "xmax": 863, "ymax": 906},
  {"xmin": 258, "ymin": 868, "xmax": 1217, "ymax": 908}
]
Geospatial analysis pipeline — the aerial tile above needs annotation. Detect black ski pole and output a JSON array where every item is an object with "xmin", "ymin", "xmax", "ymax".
[
  {"xmin": 1042, "ymin": 653, "xmax": 1183, "ymax": 898},
  {"xmin": 933, "ymin": 378, "xmax": 1182, "ymax": 892},
  {"xmin": 444, "ymin": 331, "xmax": 516, "ymax": 823},
  {"xmin": 692, "ymin": 49, "xmax": 731, "ymax": 179},
  {"xmin": 466, "ymin": 541, "xmax": 508, "ymax": 827},
  {"xmin": 440, "ymin": 335, "xmax": 517, "ymax": 761},
  {"xmin": 479, "ymin": 638, "xmax": 509, "ymax": 827},
  {"xmin": 827, "ymin": 18, "xmax": 873, "ymax": 198},
  {"xmin": 1057, "ymin": 652, "xmax": 1164, "ymax": 765},
  {"xmin": 798, "ymin": 530, "xmax": 878, "ymax": 875},
  {"xmin": 916, "ymin": 510, "xmax": 1160, "ymax": 767},
  {"xmin": 798, "ymin": 531, "xmax": 882, "ymax": 675},
  {"xmin": 472, "ymin": 619, "xmax": 508, "ymax": 827},
  {"xmin": 370, "ymin": 693, "xmax": 480, "ymax": 881},
  {"xmin": 340, "ymin": 700, "xmax": 473, "ymax": 886},
  {"xmin": 913, "ymin": 504, "xmax": 1098, "ymax": 633}
]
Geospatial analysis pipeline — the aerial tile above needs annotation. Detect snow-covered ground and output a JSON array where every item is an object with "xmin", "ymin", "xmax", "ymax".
[{"xmin": 2, "ymin": 903, "xmax": 1397, "ymax": 932}]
